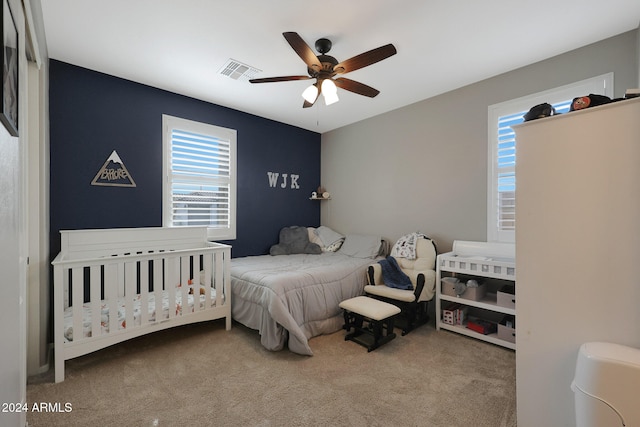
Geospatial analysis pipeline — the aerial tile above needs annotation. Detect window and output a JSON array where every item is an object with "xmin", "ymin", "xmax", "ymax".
[
  {"xmin": 487, "ymin": 73, "xmax": 613, "ymax": 243},
  {"xmin": 162, "ymin": 115, "xmax": 237, "ymax": 240}
]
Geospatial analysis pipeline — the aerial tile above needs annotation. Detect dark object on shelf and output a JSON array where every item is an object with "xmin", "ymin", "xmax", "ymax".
[
  {"xmin": 523, "ymin": 103, "xmax": 556, "ymax": 121},
  {"xmin": 569, "ymin": 94, "xmax": 611, "ymax": 111}
]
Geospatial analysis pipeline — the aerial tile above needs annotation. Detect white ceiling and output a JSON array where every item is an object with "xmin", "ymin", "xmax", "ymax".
[{"xmin": 40, "ymin": 1, "xmax": 640, "ymax": 133}]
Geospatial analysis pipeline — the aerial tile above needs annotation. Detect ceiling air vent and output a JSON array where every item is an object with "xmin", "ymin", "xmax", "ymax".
[{"xmin": 219, "ymin": 59, "xmax": 261, "ymax": 81}]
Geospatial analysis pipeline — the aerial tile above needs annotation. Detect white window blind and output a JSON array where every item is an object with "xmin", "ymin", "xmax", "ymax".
[
  {"xmin": 487, "ymin": 73, "xmax": 613, "ymax": 243},
  {"xmin": 494, "ymin": 101, "xmax": 573, "ymax": 233},
  {"xmin": 162, "ymin": 115, "xmax": 236, "ymax": 240}
]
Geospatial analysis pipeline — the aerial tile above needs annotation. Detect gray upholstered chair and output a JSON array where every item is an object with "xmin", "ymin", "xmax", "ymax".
[{"xmin": 364, "ymin": 236, "xmax": 437, "ymax": 335}]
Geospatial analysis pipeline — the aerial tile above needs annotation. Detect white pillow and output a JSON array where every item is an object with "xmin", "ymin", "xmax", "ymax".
[
  {"xmin": 307, "ymin": 227, "xmax": 323, "ymax": 245},
  {"xmin": 314, "ymin": 226, "xmax": 344, "ymax": 247},
  {"xmin": 338, "ymin": 234, "xmax": 382, "ymax": 258}
]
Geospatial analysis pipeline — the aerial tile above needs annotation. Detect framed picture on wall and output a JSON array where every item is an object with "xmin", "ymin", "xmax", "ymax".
[{"xmin": 0, "ymin": 0, "xmax": 17, "ymax": 137}]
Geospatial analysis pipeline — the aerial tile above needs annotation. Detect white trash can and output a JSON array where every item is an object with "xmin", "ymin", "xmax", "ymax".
[{"xmin": 572, "ymin": 342, "xmax": 640, "ymax": 427}]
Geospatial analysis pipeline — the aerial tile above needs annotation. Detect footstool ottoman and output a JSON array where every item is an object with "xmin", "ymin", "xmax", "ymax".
[{"xmin": 339, "ymin": 296, "xmax": 401, "ymax": 352}]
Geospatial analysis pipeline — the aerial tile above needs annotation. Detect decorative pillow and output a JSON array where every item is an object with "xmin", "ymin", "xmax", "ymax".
[
  {"xmin": 314, "ymin": 226, "xmax": 344, "ymax": 247},
  {"xmin": 324, "ymin": 239, "xmax": 344, "ymax": 252},
  {"xmin": 338, "ymin": 234, "xmax": 382, "ymax": 259},
  {"xmin": 270, "ymin": 226, "xmax": 322, "ymax": 256}
]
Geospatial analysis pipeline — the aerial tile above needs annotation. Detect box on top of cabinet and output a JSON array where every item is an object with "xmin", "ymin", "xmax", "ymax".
[{"xmin": 497, "ymin": 285, "xmax": 516, "ymax": 309}]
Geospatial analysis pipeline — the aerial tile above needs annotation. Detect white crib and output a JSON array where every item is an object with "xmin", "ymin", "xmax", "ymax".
[{"xmin": 52, "ymin": 227, "xmax": 231, "ymax": 383}]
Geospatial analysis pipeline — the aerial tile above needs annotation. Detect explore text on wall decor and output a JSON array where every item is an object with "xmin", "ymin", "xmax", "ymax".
[
  {"xmin": 267, "ymin": 171, "xmax": 300, "ymax": 189},
  {"xmin": 91, "ymin": 150, "xmax": 137, "ymax": 187}
]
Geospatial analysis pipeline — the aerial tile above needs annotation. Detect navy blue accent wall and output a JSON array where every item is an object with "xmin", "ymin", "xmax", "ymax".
[{"xmin": 49, "ymin": 60, "xmax": 321, "ymax": 258}]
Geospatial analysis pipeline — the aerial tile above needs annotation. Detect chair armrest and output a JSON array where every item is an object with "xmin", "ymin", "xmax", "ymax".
[
  {"xmin": 413, "ymin": 273, "xmax": 425, "ymax": 301},
  {"xmin": 404, "ymin": 268, "xmax": 436, "ymax": 302},
  {"xmin": 367, "ymin": 264, "xmax": 383, "ymax": 285}
]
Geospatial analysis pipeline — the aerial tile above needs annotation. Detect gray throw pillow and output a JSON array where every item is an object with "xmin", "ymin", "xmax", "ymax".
[{"xmin": 270, "ymin": 226, "xmax": 322, "ymax": 255}]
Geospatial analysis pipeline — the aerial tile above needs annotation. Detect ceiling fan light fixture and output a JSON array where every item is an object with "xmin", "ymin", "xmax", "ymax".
[
  {"xmin": 321, "ymin": 79, "xmax": 339, "ymax": 105},
  {"xmin": 302, "ymin": 84, "xmax": 319, "ymax": 103},
  {"xmin": 323, "ymin": 91, "xmax": 339, "ymax": 106},
  {"xmin": 253, "ymin": 33, "xmax": 396, "ymax": 108}
]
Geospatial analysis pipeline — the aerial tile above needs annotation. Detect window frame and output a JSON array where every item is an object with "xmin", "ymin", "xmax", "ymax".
[
  {"xmin": 487, "ymin": 73, "xmax": 613, "ymax": 243},
  {"xmin": 162, "ymin": 114, "xmax": 237, "ymax": 240}
]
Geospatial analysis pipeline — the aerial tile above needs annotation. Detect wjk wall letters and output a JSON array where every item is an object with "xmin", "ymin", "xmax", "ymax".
[{"xmin": 267, "ymin": 171, "xmax": 300, "ymax": 189}]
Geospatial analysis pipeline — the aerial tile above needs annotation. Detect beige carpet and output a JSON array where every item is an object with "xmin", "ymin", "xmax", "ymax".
[{"xmin": 27, "ymin": 319, "xmax": 516, "ymax": 427}]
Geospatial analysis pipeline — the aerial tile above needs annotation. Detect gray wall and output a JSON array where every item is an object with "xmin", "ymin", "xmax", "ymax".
[{"xmin": 321, "ymin": 30, "xmax": 638, "ymax": 253}]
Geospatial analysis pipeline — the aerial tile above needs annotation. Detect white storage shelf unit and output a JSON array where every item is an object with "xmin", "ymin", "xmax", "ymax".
[{"xmin": 436, "ymin": 240, "xmax": 516, "ymax": 350}]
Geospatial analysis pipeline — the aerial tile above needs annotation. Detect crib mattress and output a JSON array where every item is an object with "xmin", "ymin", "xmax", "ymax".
[{"xmin": 64, "ymin": 288, "xmax": 219, "ymax": 342}]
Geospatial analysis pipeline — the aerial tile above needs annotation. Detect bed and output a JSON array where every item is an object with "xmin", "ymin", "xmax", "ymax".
[
  {"xmin": 230, "ymin": 227, "xmax": 387, "ymax": 355},
  {"xmin": 52, "ymin": 227, "xmax": 231, "ymax": 382}
]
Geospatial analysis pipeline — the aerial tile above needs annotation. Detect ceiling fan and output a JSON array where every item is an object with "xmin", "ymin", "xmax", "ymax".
[{"xmin": 249, "ymin": 32, "xmax": 397, "ymax": 108}]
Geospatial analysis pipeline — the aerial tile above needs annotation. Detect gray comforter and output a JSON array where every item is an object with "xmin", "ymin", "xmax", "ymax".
[{"xmin": 230, "ymin": 252, "xmax": 374, "ymax": 355}]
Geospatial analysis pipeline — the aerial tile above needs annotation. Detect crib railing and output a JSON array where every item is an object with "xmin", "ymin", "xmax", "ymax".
[
  {"xmin": 55, "ymin": 244, "xmax": 228, "ymax": 340},
  {"xmin": 52, "ymin": 227, "xmax": 231, "ymax": 382}
]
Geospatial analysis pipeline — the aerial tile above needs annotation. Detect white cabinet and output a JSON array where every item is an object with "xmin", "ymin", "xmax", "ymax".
[
  {"xmin": 514, "ymin": 97, "xmax": 640, "ymax": 427},
  {"xmin": 435, "ymin": 240, "xmax": 516, "ymax": 350}
]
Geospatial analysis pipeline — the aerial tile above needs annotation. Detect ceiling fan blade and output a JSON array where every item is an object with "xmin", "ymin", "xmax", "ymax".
[
  {"xmin": 334, "ymin": 44, "xmax": 397, "ymax": 74},
  {"xmin": 249, "ymin": 75, "xmax": 312, "ymax": 84},
  {"xmin": 283, "ymin": 32, "xmax": 322, "ymax": 71},
  {"xmin": 334, "ymin": 78, "xmax": 380, "ymax": 98}
]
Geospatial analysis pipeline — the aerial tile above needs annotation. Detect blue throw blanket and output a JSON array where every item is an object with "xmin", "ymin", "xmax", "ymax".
[{"xmin": 378, "ymin": 256, "xmax": 413, "ymax": 290}]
